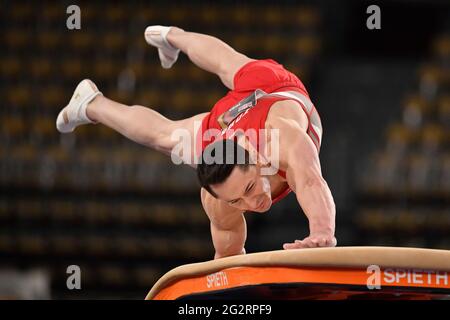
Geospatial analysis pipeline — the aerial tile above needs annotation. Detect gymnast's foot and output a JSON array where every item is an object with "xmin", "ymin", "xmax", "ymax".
[
  {"xmin": 144, "ymin": 25, "xmax": 180, "ymax": 69},
  {"xmin": 56, "ymin": 79, "xmax": 103, "ymax": 133}
]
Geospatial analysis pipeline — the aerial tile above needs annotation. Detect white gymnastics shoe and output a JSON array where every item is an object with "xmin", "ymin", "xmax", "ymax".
[
  {"xmin": 56, "ymin": 79, "xmax": 102, "ymax": 133},
  {"xmin": 144, "ymin": 25, "xmax": 180, "ymax": 69}
]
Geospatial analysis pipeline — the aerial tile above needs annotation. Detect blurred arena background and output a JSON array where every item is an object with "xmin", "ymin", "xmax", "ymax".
[{"xmin": 0, "ymin": 0, "xmax": 449, "ymax": 299}]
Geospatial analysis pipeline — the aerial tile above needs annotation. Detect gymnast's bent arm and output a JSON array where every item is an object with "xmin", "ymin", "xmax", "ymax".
[{"xmin": 201, "ymin": 188, "xmax": 247, "ymax": 259}]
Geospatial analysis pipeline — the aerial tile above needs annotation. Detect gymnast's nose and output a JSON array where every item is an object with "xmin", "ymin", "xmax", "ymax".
[{"xmin": 244, "ymin": 196, "xmax": 264, "ymax": 210}]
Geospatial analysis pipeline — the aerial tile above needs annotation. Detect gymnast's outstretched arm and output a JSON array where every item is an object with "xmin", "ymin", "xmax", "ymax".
[{"xmin": 275, "ymin": 115, "xmax": 336, "ymax": 249}]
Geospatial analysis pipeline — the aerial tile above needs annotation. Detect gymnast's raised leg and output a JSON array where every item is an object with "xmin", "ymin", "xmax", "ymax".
[{"xmin": 56, "ymin": 26, "xmax": 253, "ymax": 166}]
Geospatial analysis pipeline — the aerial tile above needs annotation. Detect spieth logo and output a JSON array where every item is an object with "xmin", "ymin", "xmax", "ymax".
[
  {"xmin": 206, "ymin": 271, "xmax": 229, "ymax": 289},
  {"xmin": 366, "ymin": 265, "xmax": 449, "ymax": 290}
]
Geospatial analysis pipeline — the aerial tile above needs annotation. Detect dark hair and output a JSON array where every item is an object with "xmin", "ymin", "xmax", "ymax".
[{"xmin": 197, "ymin": 138, "xmax": 251, "ymax": 198}]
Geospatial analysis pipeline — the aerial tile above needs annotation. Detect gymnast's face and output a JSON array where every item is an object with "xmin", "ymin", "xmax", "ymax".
[{"xmin": 210, "ymin": 165, "xmax": 273, "ymax": 212}]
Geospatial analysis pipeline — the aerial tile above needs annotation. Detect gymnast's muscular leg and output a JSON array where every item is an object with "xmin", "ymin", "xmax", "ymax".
[
  {"xmin": 164, "ymin": 26, "xmax": 255, "ymax": 89},
  {"xmin": 57, "ymin": 27, "xmax": 253, "ymax": 166}
]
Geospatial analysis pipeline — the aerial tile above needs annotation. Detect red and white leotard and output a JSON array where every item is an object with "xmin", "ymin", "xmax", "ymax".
[{"xmin": 197, "ymin": 59, "xmax": 323, "ymax": 204}]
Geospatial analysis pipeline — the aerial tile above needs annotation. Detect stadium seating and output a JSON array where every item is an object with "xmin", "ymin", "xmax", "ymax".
[{"xmin": 0, "ymin": 1, "xmax": 329, "ymax": 298}]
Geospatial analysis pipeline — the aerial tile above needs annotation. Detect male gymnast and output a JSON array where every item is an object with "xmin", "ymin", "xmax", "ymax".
[{"xmin": 56, "ymin": 26, "xmax": 337, "ymax": 259}]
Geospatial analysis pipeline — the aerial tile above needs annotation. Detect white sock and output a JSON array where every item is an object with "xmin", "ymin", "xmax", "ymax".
[{"xmin": 158, "ymin": 26, "xmax": 178, "ymax": 50}]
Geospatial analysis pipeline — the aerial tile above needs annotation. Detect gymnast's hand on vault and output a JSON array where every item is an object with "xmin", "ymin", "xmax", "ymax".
[{"xmin": 282, "ymin": 233, "xmax": 337, "ymax": 249}]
